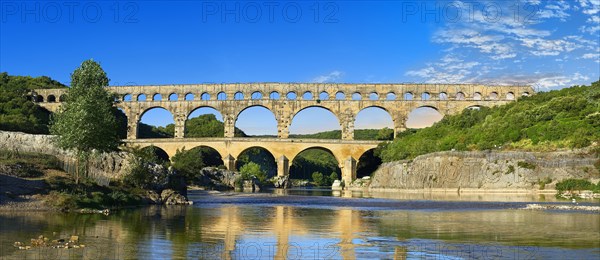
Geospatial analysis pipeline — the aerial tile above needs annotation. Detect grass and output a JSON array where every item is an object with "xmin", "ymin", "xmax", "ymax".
[{"xmin": 517, "ymin": 161, "xmax": 537, "ymax": 170}]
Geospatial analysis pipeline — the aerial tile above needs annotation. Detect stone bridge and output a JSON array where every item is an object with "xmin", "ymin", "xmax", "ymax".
[{"xmin": 32, "ymin": 83, "xmax": 532, "ymax": 184}]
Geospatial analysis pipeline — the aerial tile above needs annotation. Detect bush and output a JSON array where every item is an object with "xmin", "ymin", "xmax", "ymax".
[
  {"xmin": 517, "ymin": 161, "xmax": 537, "ymax": 170},
  {"xmin": 555, "ymin": 179, "xmax": 594, "ymax": 192},
  {"xmin": 538, "ymin": 177, "xmax": 552, "ymax": 190},
  {"xmin": 329, "ymin": 172, "xmax": 338, "ymax": 183},
  {"xmin": 240, "ymin": 162, "xmax": 267, "ymax": 182},
  {"xmin": 312, "ymin": 172, "xmax": 325, "ymax": 186}
]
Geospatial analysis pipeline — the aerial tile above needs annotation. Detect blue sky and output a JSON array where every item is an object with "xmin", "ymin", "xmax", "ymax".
[{"xmin": 1, "ymin": 0, "xmax": 599, "ymax": 134}]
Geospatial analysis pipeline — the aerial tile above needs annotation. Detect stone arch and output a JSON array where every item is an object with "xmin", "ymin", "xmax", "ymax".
[
  {"xmin": 123, "ymin": 94, "xmax": 132, "ymax": 102},
  {"xmin": 489, "ymin": 92, "xmax": 498, "ymax": 100},
  {"xmin": 319, "ymin": 91, "xmax": 330, "ymax": 100},
  {"xmin": 302, "ymin": 91, "xmax": 313, "ymax": 100},
  {"xmin": 234, "ymin": 146, "xmax": 277, "ymax": 179},
  {"xmin": 406, "ymin": 106, "xmax": 443, "ymax": 129},
  {"xmin": 186, "ymin": 145, "xmax": 225, "ymax": 167},
  {"xmin": 455, "ymin": 92, "xmax": 466, "ymax": 100},
  {"xmin": 185, "ymin": 106, "xmax": 224, "ymax": 138},
  {"xmin": 251, "ymin": 91, "xmax": 263, "ymax": 100},
  {"xmin": 289, "ymin": 146, "xmax": 342, "ymax": 181},
  {"xmin": 137, "ymin": 94, "xmax": 147, "ymax": 101},
  {"xmin": 234, "ymin": 91, "xmax": 244, "ymax": 100},
  {"xmin": 352, "ymin": 92, "xmax": 362, "ymax": 100},
  {"xmin": 369, "ymin": 92, "xmax": 379, "ymax": 100},
  {"xmin": 386, "ymin": 92, "xmax": 396, "ymax": 100},
  {"xmin": 287, "ymin": 91, "xmax": 297, "ymax": 100},
  {"xmin": 522, "ymin": 92, "xmax": 530, "ymax": 97},
  {"xmin": 59, "ymin": 94, "xmax": 67, "ymax": 102},
  {"xmin": 506, "ymin": 92, "xmax": 515, "ymax": 100},
  {"xmin": 335, "ymin": 91, "xmax": 345, "ymax": 100},
  {"xmin": 138, "ymin": 106, "xmax": 175, "ymax": 138},
  {"xmin": 47, "ymin": 95, "xmax": 56, "ymax": 103},
  {"xmin": 289, "ymin": 106, "xmax": 341, "ymax": 137},
  {"xmin": 404, "ymin": 92, "xmax": 414, "ymax": 100},
  {"xmin": 185, "ymin": 93, "xmax": 194, "ymax": 101},
  {"xmin": 421, "ymin": 92, "xmax": 431, "ymax": 101},
  {"xmin": 201, "ymin": 92, "xmax": 211, "ymax": 100},
  {"xmin": 473, "ymin": 92, "xmax": 482, "ymax": 100},
  {"xmin": 439, "ymin": 92, "xmax": 448, "ymax": 100},
  {"xmin": 217, "ymin": 92, "xmax": 227, "ymax": 100},
  {"xmin": 465, "ymin": 105, "xmax": 486, "ymax": 111},
  {"xmin": 354, "ymin": 106, "xmax": 394, "ymax": 140},
  {"xmin": 356, "ymin": 148, "xmax": 382, "ymax": 179},
  {"xmin": 152, "ymin": 93, "xmax": 162, "ymax": 101},
  {"xmin": 140, "ymin": 145, "xmax": 170, "ymax": 163},
  {"xmin": 235, "ymin": 105, "xmax": 277, "ymax": 136},
  {"xmin": 270, "ymin": 91, "xmax": 280, "ymax": 100},
  {"xmin": 168, "ymin": 93, "xmax": 178, "ymax": 101}
]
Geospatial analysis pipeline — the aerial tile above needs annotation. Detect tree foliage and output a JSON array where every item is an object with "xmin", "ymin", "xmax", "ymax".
[
  {"xmin": 50, "ymin": 60, "xmax": 120, "ymax": 182},
  {"xmin": 378, "ymin": 81, "xmax": 600, "ymax": 162},
  {"xmin": 240, "ymin": 161, "xmax": 267, "ymax": 182},
  {"xmin": 171, "ymin": 146, "xmax": 224, "ymax": 183}
]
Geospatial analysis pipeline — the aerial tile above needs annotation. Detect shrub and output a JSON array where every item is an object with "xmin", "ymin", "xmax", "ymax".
[
  {"xmin": 538, "ymin": 177, "xmax": 552, "ymax": 190},
  {"xmin": 555, "ymin": 179, "xmax": 594, "ymax": 192},
  {"xmin": 312, "ymin": 172, "xmax": 325, "ymax": 186},
  {"xmin": 329, "ymin": 172, "xmax": 338, "ymax": 183},
  {"xmin": 517, "ymin": 161, "xmax": 536, "ymax": 170},
  {"xmin": 240, "ymin": 162, "xmax": 267, "ymax": 182}
]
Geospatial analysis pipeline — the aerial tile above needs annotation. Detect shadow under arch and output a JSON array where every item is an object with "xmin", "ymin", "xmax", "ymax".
[
  {"xmin": 235, "ymin": 146, "xmax": 277, "ymax": 179},
  {"xmin": 139, "ymin": 145, "xmax": 170, "ymax": 164},
  {"xmin": 138, "ymin": 106, "xmax": 175, "ymax": 138},
  {"xmin": 406, "ymin": 106, "xmax": 444, "ymax": 129},
  {"xmin": 289, "ymin": 105, "xmax": 341, "ymax": 138},
  {"xmin": 235, "ymin": 105, "xmax": 277, "ymax": 137},
  {"xmin": 181, "ymin": 145, "xmax": 225, "ymax": 168},
  {"xmin": 356, "ymin": 148, "xmax": 382, "ymax": 179},
  {"xmin": 289, "ymin": 146, "xmax": 341, "ymax": 181}
]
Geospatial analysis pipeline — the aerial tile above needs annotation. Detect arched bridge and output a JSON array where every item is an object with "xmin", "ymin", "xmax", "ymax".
[{"xmin": 32, "ymin": 83, "xmax": 533, "ymax": 185}]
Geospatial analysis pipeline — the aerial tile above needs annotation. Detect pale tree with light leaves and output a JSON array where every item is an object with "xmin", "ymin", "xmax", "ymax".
[{"xmin": 51, "ymin": 59, "xmax": 120, "ymax": 183}]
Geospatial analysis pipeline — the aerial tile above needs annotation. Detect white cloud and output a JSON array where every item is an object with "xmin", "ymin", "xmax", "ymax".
[{"xmin": 312, "ymin": 71, "xmax": 343, "ymax": 83}]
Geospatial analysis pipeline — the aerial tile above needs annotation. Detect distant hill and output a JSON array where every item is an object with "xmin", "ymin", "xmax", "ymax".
[
  {"xmin": 379, "ymin": 80, "xmax": 600, "ymax": 162},
  {"xmin": 0, "ymin": 73, "xmax": 67, "ymax": 134}
]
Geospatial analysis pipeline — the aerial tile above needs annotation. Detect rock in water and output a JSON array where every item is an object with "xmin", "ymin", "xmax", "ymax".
[
  {"xmin": 161, "ymin": 189, "xmax": 191, "ymax": 205},
  {"xmin": 332, "ymin": 180, "xmax": 344, "ymax": 191},
  {"xmin": 273, "ymin": 176, "xmax": 290, "ymax": 189}
]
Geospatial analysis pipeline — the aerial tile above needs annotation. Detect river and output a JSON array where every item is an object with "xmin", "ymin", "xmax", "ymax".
[{"xmin": 1, "ymin": 189, "xmax": 599, "ymax": 259}]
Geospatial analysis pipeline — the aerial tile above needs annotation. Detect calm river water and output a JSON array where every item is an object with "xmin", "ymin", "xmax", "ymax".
[{"xmin": 1, "ymin": 189, "xmax": 599, "ymax": 259}]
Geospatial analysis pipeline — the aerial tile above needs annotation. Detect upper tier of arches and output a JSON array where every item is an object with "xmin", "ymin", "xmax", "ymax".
[{"xmin": 30, "ymin": 83, "xmax": 533, "ymax": 104}]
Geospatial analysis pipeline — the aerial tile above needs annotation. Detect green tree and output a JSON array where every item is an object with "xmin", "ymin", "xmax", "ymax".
[
  {"xmin": 376, "ymin": 127, "xmax": 394, "ymax": 140},
  {"xmin": 312, "ymin": 172, "xmax": 325, "ymax": 186},
  {"xmin": 50, "ymin": 59, "xmax": 120, "ymax": 183},
  {"xmin": 240, "ymin": 162, "xmax": 267, "ymax": 182}
]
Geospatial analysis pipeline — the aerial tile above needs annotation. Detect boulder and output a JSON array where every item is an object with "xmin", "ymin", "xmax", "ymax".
[
  {"xmin": 332, "ymin": 180, "xmax": 344, "ymax": 191},
  {"xmin": 194, "ymin": 167, "xmax": 241, "ymax": 190},
  {"xmin": 146, "ymin": 190, "xmax": 162, "ymax": 204},
  {"xmin": 161, "ymin": 189, "xmax": 192, "ymax": 205},
  {"xmin": 273, "ymin": 175, "xmax": 290, "ymax": 189},
  {"xmin": 241, "ymin": 178, "xmax": 261, "ymax": 192}
]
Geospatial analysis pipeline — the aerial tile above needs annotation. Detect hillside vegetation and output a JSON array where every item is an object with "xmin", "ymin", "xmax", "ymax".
[
  {"xmin": 0, "ymin": 72, "xmax": 67, "ymax": 134},
  {"xmin": 379, "ymin": 81, "xmax": 600, "ymax": 162}
]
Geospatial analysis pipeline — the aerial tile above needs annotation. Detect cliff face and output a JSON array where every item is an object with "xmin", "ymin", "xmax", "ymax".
[
  {"xmin": 368, "ymin": 150, "xmax": 600, "ymax": 191},
  {"xmin": 0, "ymin": 131, "xmax": 132, "ymax": 185}
]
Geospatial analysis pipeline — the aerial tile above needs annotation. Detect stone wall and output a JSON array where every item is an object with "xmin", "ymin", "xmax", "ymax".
[
  {"xmin": 0, "ymin": 131, "xmax": 132, "ymax": 185},
  {"xmin": 368, "ymin": 150, "xmax": 600, "ymax": 192}
]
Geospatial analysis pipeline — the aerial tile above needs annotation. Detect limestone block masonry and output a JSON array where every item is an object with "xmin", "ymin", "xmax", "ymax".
[{"xmin": 31, "ymin": 83, "xmax": 533, "ymax": 185}]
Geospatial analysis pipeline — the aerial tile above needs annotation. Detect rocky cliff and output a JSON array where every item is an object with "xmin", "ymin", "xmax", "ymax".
[
  {"xmin": 0, "ymin": 131, "xmax": 132, "ymax": 185},
  {"xmin": 367, "ymin": 150, "xmax": 600, "ymax": 192}
]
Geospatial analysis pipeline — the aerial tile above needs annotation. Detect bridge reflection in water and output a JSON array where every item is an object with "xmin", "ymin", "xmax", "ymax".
[{"xmin": 1, "ymin": 194, "xmax": 598, "ymax": 259}]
